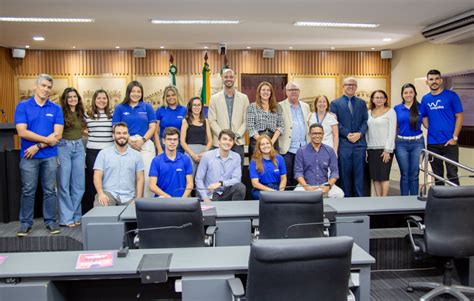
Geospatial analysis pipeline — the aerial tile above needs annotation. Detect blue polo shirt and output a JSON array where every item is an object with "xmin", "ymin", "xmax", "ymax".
[
  {"xmin": 112, "ymin": 101, "xmax": 156, "ymax": 137},
  {"xmin": 394, "ymin": 103, "xmax": 423, "ymax": 137},
  {"xmin": 249, "ymin": 154, "xmax": 286, "ymax": 184},
  {"xmin": 149, "ymin": 152, "xmax": 193, "ymax": 197},
  {"xmin": 155, "ymin": 105, "xmax": 187, "ymax": 138},
  {"xmin": 420, "ymin": 90, "xmax": 463, "ymax": 145},
  {"xmin": 14, "ymin": 97, "xmax": 64, "ymax": 159}
]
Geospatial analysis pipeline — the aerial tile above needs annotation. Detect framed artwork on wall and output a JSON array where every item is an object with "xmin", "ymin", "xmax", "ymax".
[
  {"xmin": 15, "ymin": 76, "xmax": 72, "ymax": 105},
  {"xmin": 75, "ymin": 75, "xmax": 129, "ymax": 112},
  {"xmin": 290, "ymin": 76, "xmax": 337, "ymax": 111},
  {"xmin": 134, "ymin": 75, "xmax": 186, "ymax": 110}
]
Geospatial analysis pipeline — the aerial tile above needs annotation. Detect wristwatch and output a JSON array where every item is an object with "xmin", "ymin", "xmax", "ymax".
[
  {"xmin": 453, "ymin": 136, "xmax": 458, "ymax": 141},
  {"xmin": 141, "ymin": 137, "xmax": 147, "ymax": 143},
  {"xmin": 36, "ymin": 143, "xmax": 42, "ymax": 149}
]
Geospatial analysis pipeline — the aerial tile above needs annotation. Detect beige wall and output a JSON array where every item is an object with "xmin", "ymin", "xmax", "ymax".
[{"xmin": 390, "ymin": 41, "xmax": 474, "ymax": 185}]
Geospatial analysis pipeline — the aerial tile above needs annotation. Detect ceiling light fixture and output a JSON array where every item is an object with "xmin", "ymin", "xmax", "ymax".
[
  {"xmin": 294, "ymin": 21, "xmax": 379, "ymax": 28},
  {"xmin": 204, "ymin": 46, "xmax": 209, "ymax": 49},
  {"xmin": 72, "ymin": 46, "xmax": 76, "ymax": 49},
  {"xmin": 383, "ymin": 38, "xmax": 392, "ymax": 42},
  {"xmin": 151, "ymin": 20, "xmax": 239, "ymax": 25},
  {"xmin": 246, "ymin": 46, "xmax": 251, "ymax": 49},
  {"xmin": 289, "ymin": 46, "xmax": 293, "ymax": 49},
  {"xmin": 0, "ymin": 17, "xmax": 94, "ymax": 23},
  {"xmin": 371, "ymin": 47, "xmax": 375, "ymax": 50},
  {"xmin": 33, "ymin": 36, "xmax": 45, "ymax": 41},
  {"xmin": 160, "ymin": 46, "xmax": 165, "ymax": 49},
  {"xmin": 331, "ymin": 47, "xmax": 335, "ymax": 50},
  {"xmin": 115, "ymin": 46, "xmax": 120, "ymax": 49},
  {"xmin": 25, "ymin": 45, "xmax": 30, "ymax": 49}
]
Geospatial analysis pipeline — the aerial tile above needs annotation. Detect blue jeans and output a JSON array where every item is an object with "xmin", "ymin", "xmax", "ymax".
[
  {"xmin": 251, "ymin": 183, "xmax": 280, "ymax": 200},
  {"xmin": 19, "ymin": 156, "xmax": 58, "ymax": 227},
  {"xmin": 395, "ymin": 138, "xmax": 424, "ymax": 196},
  {"xmin": 57, "ymin": 139, "xmax": 85, "ymax": 225}
]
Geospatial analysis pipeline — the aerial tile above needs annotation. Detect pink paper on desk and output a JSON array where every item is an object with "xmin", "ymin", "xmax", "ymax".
[
  {"xmin": 75, "ymin": 251, "xmax": 114, "ymax": 270},
  {"xmin": 0, "ymin": 256, "xmax": 7, "ymax": 264},
  {"xmin": 201, "ymin": 205, "xmax": 215, "ymax": 211}
]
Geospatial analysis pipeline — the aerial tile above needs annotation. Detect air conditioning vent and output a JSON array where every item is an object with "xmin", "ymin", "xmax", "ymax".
[{"xmin": 422, "ymin": 10, "xmax": 474, "ymax": 44}]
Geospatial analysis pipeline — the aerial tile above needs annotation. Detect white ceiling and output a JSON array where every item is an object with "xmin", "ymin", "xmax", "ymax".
[{"xmin": 0, "ymin": 0, "xmax": 473, "ymax": 51}]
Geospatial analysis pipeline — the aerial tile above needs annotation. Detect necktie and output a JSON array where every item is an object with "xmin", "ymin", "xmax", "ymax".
[{"xmin": 348, "ymin": 99, "xmax": 353, "ymax": 115}]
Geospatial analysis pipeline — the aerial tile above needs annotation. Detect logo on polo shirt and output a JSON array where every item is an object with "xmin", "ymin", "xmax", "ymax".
[
  {"xmin": 123, "ymin": 112, "xmax": 130, "ymax": 115},
  {"xmin": 177, "ymin": 116, "xmax": 183, "ymax": 119},
  {"xmin": 46, "ymin": 113, "xmax": 54, "ymax": 117},
  {"xmin": 176, "ymin": 168, "xmax": 183, "ymax": 172},
  {"xmin": 427, "ymin": 100, "xmax": 444, "ymax": 110}
]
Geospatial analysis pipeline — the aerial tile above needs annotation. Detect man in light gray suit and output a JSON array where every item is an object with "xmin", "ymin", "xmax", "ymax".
[
  {"xmin": 208, "ymin": 68, "xmax": 249, "ymax": 164},
  {"xmin": 278, "ymin": 81, "xmax": 311, "ymax": 187}
]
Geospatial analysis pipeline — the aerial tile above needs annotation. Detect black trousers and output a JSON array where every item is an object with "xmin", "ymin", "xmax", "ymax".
[
  {"xmin": 212, "ymin": 183, "xmax": 246, "ymax": 201},
  {"xmin": 83, "ymin": 148, "xmax": 101, "ymax": 214},
  {"xmin": 427, "ymin": 144, "xmax": 459, "ymax": 186},
  {"xmin": 282, "ymin": 152, "xmax": 296, "ymax": 188}
]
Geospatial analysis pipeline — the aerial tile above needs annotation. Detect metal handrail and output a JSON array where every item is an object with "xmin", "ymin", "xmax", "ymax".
[{"xmin": 418, "ymin": 148, "xmax": 474, "ymax": 200}]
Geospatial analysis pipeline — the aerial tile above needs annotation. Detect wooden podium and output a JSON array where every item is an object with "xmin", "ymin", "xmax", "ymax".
[{"xmin": 0, "ymin": 123, "xmax": 16, "ymax": 151}]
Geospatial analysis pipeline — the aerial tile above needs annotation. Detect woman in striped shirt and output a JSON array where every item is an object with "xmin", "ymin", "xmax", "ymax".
[{"xmin": 83, "ymin": 89, "xmax": 113, "ymax": 213}]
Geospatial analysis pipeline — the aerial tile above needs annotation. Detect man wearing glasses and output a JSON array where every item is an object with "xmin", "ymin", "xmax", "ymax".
[
  {"xmin": 294, "ymin": 123, "xmax": 344, "ymax": 198},
  {"xmin": 278, "ymin": 82, "xmax": 311, "ymax": 188},
  {"xmin": 330, "ymin": 77, "xmax": 368, "ymax": 197}
]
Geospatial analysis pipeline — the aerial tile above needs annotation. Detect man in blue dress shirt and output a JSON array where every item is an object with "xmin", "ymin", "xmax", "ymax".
[
  {"xmin": 149, "ymin": 127, "xmax": 193, "ymax": 197},
  {"xmin": 294, "ymin": 123, "xmax": 344, "ymax": 198},
  {"xmin": 420, "ymin": 69, "xmax": 464, "ymax": 185},
  {"xmin": 195, "ymin": 129, "xmax": 246, "ymax": 202},
  {"xmin": 330, "ymin": 77, "xmax": 368, "ymax": 197},
  {"xmin": 14, "ymin": 74, "xmax": 64, "ymax": 236}
]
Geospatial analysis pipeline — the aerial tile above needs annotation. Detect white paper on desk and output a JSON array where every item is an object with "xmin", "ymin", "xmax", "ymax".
[{"xmin": 201, "ymin": 205, "xmax": 215, "ymax": 211}]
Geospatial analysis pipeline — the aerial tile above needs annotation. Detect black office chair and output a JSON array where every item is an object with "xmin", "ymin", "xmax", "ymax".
[
  {"xmin": 135, "ymin": 198, "xmax": 216, "ymax": 249},
  {"xmin": 227, "ymin": 236, "xmax": 354, "ymax": 301},
  {"xmin": 406, "ymin": 186, "xmax": 474, "ymax": 300},
  {"xmin": 257, "ymin": 190, "xmax": 325, "ymax": 239}
]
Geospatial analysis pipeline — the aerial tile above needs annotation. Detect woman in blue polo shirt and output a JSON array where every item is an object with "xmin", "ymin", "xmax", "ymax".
[
  {"xmin": 154, "ymin": 85, "xmax": 187, "ymax": 154},
  {"xmin": 394, "ymin": 83, "xmax": 424, "ymax": 196},
  {"xmin": 249, "ymin": 135, "xmax": 287, "ymax": 200},
  {"xmin": 112, "ymin": 81, "xmax": 156, "ymax": 197},
  {"xmin": 57, "ymin": 87, "xmax": 86, "ymax": 227}
]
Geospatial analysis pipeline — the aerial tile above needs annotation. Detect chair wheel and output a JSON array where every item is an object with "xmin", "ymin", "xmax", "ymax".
[{"xmin": 406, "ymin": 286, "xmax": 414, "ymax": 293}]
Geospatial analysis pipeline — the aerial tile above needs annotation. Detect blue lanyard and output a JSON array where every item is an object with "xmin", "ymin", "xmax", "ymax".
[{"xmin": 316, "ymin": 112, "xmax": 326, "ymax": 124}]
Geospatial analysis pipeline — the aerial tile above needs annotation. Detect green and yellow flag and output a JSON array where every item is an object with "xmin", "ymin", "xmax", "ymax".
[{"xmin": 200, "ymin": 52, "xmax": 210, "ymax": 106}]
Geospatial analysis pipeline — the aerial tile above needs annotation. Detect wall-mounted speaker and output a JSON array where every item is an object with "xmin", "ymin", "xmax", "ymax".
[
  {"xmin": 133, "ymin": 48, "xmax": 146, "ymax": 58},
  {"xmin": 380, "ymin": 50, "xmax": 392, "ymax": 59},
  {"xmin": 263, "ymin": 49, "xmax": 275, "ymax": 59},
  {"xmin": 218, "ymin": 43, "xmax": 227, "ymax": 55},
  {"xmin": 12, "ymin": 48, "xmax": 26, "ymax": 59}
]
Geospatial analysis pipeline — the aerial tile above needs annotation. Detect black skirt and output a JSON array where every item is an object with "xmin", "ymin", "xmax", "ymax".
[{"xmin": 367, "ymin": 149, "xmax": 393, "ymax": 181}]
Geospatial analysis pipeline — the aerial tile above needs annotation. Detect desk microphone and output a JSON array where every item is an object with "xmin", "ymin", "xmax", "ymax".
[
  {"xmin": 118, "ymin": 222, "xmax": 193, "ymax": 258},
  {"xmin": 284, "ymin": 219, "xmax": 364, "ymax": 238}
]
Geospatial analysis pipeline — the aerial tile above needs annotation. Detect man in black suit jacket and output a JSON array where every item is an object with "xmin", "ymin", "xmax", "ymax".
[{"xmin": 330, "ymin": 77, "xmax": 368, "ymax": 197}]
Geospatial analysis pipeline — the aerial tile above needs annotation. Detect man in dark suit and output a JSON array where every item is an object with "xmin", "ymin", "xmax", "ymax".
[{"xmin": 330, "ymin": 77, "xmax": 368, "ymax": 197}]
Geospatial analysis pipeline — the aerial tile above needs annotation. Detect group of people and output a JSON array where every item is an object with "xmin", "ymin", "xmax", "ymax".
[{"xmin": 13, "ymin": 68, "xmax": 464, "ymax": 236}]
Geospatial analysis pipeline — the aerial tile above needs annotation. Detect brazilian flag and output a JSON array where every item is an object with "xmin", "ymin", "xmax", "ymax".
[{"xmin": 200, "ymin": 53, "xmax": 211, "ymax": 107}]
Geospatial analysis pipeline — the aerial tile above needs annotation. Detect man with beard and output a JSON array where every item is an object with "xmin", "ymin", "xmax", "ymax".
[
  {"xmin": 93, "ymin": 122, "xmax": 145, "ymax": 206},
  {"xmin": 208, "ymin": 68, "xmax": 249, "ymax": 164},
  {"xmin": 420, "ymin": 69, "xmax": 464, "ymax": 185}
]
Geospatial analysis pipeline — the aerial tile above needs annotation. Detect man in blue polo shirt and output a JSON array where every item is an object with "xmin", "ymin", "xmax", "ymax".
[
  {"xmin": 149, "ymin": 127, "xmax": 193, "ymax": 197},
  {"xmin": 14, "ymin": 74, "xmax": 64, "ymax": 237},
  {"xmin": 420, "ymin": 69, "xmax": 464, "ymax": 185}
]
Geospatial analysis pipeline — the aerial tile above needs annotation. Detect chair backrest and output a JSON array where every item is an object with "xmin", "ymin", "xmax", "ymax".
[
  {"xmin": 246, "ymin": 236, "xmax": 353, "ymax": 301},
  {"xmin": 259, "ymin": 191, "xmax": 324, "ymax": 239},
  {"xmin": 135, "ymin": 198, "xmax": 205, "ymax": 248},
  {"xmin": 425, "ymin": 186, "xmax": 474, "ymax": 257}
]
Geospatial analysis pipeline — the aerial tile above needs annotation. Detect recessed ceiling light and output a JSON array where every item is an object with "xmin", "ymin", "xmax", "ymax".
[
  {"xmin": 330, "ymin": 47, "xmax": 335, "ymax": 50},
  {"xmin": 150, "ymin": 20, "xmax": 239, "ymax": 25},
  {"xmin": 289, "ymin": 46, "xmax": 293, "ymax": 49},
  {"xmin": 33, "ymin": 36, "xmax": 45, "ymax": 41},
  {"xmin": 0, "ymin": 17, "xmax": 94, "ymax": 23},
  {"xmin": 383, "ymin": 38, "xmax": 392, "ymax": 42},
  {"xmin": 115, "ymin": 46, "xmax": 120, "ymax": 49},
  {"xmin": 294, "ymin": 21, "xmax": 379, "ymax": 28},
  {"xmin": 204, "ymin": 46, "xmax": 209, "ymax": 49},
  {"xmin": 246, "ymin": 46, "xmax": 251, "ymax": 49},
  {"xmin": 160, "ymin": 46, "xmax": 165, "ymax": 49},
  {"xmin": 72, "ymin": 46, "xmax": 76, "ymax": 49},
  {"xmin": 25, "ymin": 45, "xmax": 30, "ymax": 49},
  {"xmin": 371, "ymin": 47, "xmax": 375, "ymax": 50}
]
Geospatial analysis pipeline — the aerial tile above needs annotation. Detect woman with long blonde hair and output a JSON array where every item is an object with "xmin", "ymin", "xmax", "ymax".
[{"xmin": 249, "ymin": 135, "xmax": 287, "ymax": 200}]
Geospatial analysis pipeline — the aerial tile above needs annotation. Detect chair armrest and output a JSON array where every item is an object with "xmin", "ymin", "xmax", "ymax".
[
  {"xmin": 323, "ymin": 218, "xmax": 330, "ymax": 237},
  {"xmin": 206, "ymin": 226, "xmax": 217, "ymax": 236},
  {"xmin": 227, "ymin": 278, "xmax": 245, "ymax": 298},
  {"xmin": 406, "ymin": 215, "xmax": 424, "ymax": 252}
]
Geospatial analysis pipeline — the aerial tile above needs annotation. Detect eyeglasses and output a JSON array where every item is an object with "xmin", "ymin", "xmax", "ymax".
[
  {"xmin": 287, "ymin": 89, "xmax": 300, "ymax": 92},
  {"xmin": 343, "ymin": 84, "xmax": 357, "ymax": 87},
  {"xmin": 311, "ymin": 132, "xmax": 324, "ymax": 136}
]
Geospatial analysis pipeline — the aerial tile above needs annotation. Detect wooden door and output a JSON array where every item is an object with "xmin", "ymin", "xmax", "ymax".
[{"xmin": 240, "ymin": 74, "xmax": 288, "ymax": 103}]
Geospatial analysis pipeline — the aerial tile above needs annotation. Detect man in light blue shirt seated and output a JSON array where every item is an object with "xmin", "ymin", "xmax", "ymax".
[
  {"xmin": 195, "ymin": 129, "xmax": 246, "ymax": 202},
  {"xmin": 93, "ymin": 122, "xmax": 145, "ymax": 206},
  {"xmin": 294, "ymin": 123, "xmax": 344, "ymax": 198},
  {"xmin": 149, "ymin": 127, "xmax": 193, "ymax": 197}
]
